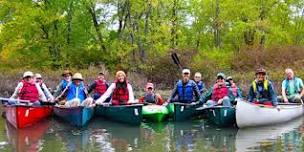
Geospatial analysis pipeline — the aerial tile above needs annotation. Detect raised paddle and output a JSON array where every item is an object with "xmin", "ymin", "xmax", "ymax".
[{"xmin": 171, "ymin": 52, "xmax": 183, "ymax": 69}]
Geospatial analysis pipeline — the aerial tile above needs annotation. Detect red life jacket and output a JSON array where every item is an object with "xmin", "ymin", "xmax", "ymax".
[
  {"xmin": 211, "ymin": 83, "xmax": 228, "ymax": 102},
  {"xmin": 19, "ymin": 80, "xmax": 39, "ymax": 102},
  {"xmin": 112, "ymin": 81, "xmax": 129, "ymax": 105},
  {"xmin": 230, "ymin": 83, "xmax": 238, "ymax": 97},
  {"xmin": 94, "ymin": 80, "xmax": 107, "ymax": 95}
]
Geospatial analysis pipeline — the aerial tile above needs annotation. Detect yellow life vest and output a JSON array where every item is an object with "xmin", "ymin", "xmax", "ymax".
[{"xmin": 252, "ymin": 80, "xmax": 268, "ymax": 93}]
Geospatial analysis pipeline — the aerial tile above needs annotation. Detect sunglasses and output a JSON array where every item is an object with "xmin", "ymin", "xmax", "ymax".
[{"xmin": 183, "ymin": 73, "xmax": 190, "ymax": 75}]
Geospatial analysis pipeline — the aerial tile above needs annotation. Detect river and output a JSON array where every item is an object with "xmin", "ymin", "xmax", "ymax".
[{"xmin": 0, "ymin": 107, "xmax": 303, "ymax": 152}]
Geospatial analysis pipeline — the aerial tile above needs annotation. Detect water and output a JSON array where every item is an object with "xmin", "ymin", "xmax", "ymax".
[{"xmin": 0, "ymin": 108, "xmax": 303, "ymax": 152}]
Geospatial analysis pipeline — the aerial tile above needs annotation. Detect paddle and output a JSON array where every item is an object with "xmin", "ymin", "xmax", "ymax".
[{"xmin": 171, "ymin": 52, "xmax": 182, "ymax": 69}]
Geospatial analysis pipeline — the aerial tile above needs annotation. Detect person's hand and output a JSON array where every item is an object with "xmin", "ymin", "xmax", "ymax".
[
  {"xmin": 283, "ymin": 98, "xmax": 288, "ymax": 103},
  {"xmin": 218, "ymin": 99, "xmax": 223, "ymax": 104}
]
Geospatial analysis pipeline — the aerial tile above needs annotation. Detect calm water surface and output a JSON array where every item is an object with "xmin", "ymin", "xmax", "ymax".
[{"xmin": 0, "ymin": 107, "xmax": 303, "ymax": 152}]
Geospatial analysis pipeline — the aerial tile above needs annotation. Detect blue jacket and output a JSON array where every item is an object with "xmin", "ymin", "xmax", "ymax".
[
  {"xmin": 248, "ymin": 80, "xmax": 278, "ymax": 106},
  {"xmin": 66, "ymin": 82, "xmax": 87, "ymax": 102},
  {"xmin": 169, "ymin": 80, "xmax": 200, "ymax": 103}
]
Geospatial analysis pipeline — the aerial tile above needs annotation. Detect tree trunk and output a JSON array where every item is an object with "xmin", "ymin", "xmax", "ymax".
[
  {"xmin": 214, "ymin": 0, "xmax": 221, "ymax": 48},
  {"xmin": 171, "ymin": 0, "xmax": 178, "ymax": 48},
  {"xmin": 66, "ymin": 0, "xmax": 73, "ymax": 44}
]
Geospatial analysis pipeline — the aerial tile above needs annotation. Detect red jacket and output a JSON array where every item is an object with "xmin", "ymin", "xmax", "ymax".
[
  {"xmin": 95, "ymin": 80, "xmax": 108, "ymax": 95},
  {"xmin": 211, "ymin": 83, "xmax": 228, "ymax": 102},
  {"xmin": 19, "ymin": 80, "xmax": 39, "ymax": 102}
]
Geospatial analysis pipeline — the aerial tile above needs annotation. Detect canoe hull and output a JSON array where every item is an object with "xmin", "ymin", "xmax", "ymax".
[
  {"xmin": 5, "ymin": 105, "xmax": 53, "ymax": 129},
  {"xmin": 95, "ymin": 104, "xmax": 142, "ymax": 125},
  {"xmin": 236, "ymin": 100, "xmax": 304, "ymax": 128},
  {"xmin": 142, "ymin": 105, "xmax": 169, "ymax": 122},
  {"xmin": 173, "ymin": 103, "xmax": 200, "ymax": 121},
  {"xmin": 206, "ymin": 106, "xmax": 236, "ymax": 127},
  {"xmin": 54, "ymin": 106, "xmax": 94, "ymax": 127}
]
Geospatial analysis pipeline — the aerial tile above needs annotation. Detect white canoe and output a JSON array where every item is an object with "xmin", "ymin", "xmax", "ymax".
[
  {"xmin": 235, "ymin": 117, "xmax": 304, "ymax": 152},
  {"xmin": 236, "ymin": 100, "xmax": 304, "ymax": 128}
]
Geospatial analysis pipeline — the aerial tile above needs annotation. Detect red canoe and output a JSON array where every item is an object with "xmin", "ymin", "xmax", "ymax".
[{"xmin": 5, "ymin": 104, "xmax": 53, "ymax": 129}]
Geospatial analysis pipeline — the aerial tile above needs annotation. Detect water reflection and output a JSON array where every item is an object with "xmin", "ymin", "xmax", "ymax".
[
  {"xmin": 236, "ymin": 117, "xmax": 304, "ymax": 152},
  {"xmin": 5, "ymin": 119, "xmax": 50, "ymax": 152}
]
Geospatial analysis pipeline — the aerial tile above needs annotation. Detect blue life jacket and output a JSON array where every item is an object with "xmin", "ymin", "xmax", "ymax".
[
  {"xmin": 60, "ymin": 79, "xmax": 70, "ymax": 91},
  {"xmin": 196, "ymin": 81, "xmax": 204, "ymax": 93},
  {"xmin": 177, "ymin": 80, "xmax": 194, "ymax": 103},
  {"xmin": 144, "ymin": 93, "xmax": 156, "ymax": 103},
  {"xmin": 66, "ymin": 82, "xmax": 87, "ymax": 102}
]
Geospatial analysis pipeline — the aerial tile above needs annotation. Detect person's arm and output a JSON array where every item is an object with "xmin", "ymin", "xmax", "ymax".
[
  {"xmin": 192, "ymin": 82, "xmax": 201, "ymax": 102},
  {"xmin": 167, "ymin": 84, "xmax": 178, "ymax": 102},
  {"xmin": 269, "ymin": 83, "xmax": 278, "ymax": 106},
  {"xmin": 42, "ymin": 83, "xmax": 54, "ymax": 100},
  {"xmin": 87, "ymin": 81, "xmax": 97, "ymax": 94},
  {"xmin": 200, "ymin": 87, "xmax": 212, "ymax": 104},
  {"xmin": 95, "ymin": 83, "xmax": 115, "ymax": 104},
  {"xmin": 247, "ymin": 85, "xmax": 254, "ymax": 102},
  {"xmin": 237, "ymin": 86, "xmax": 243, "ymax": 99},
  {"xmin": 127, "ymin": 84, "xmax": 135, "ymax": 103},
  {"xmin": 10, "ymin": 82, "xmax": 23, "ymax": 99},
  {"xmin": 281, "ymin": 80, "xmax": 288, "ymax": 102},
  {"xmin": 53, "ymin": 82, "xmax": 63, "ymax": 98},
  {"xmin": 298, "ymin": 79, "xmax": 304, "ymax": 97},
  {"xmin": 155, "ymin": 93, "xmax": 164, "ymax": 105},
  {"xmin": 36, "ymin": 84, "xmax": 47, "ymax": 102}
]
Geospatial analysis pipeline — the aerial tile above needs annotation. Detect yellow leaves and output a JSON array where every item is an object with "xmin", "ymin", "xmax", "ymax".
[{"xmin": 0, "ymin": 38, "xmax": 25, "ymax": 61}]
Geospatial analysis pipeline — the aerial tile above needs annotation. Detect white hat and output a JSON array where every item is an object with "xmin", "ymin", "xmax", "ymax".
[
  {"xmin": 23, "ymin": 71, "xmax": 33, "ymax": 78},
  {"xmin": 72, "ymin": 73, "xmax": 83, "ymax": 80},
  {"xmin": 182, "ymin": 69, "xmax": 191, "ymax": 74},
  {"xmin": 35, "ymin": 73, "xmax": 42, "ymax": 79}
]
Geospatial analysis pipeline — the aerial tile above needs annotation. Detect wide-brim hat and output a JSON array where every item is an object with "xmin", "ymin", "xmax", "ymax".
[
  {"xmin": 255, "ymin": 68, "xmax": 266, "ymax": 75},
  {"xmin": 72, "ymin": 73, "xmax": 83, "ymax": 80},
  {"xmin": 23, "ymin": 71, "xmax": 33, "ymax": 78},
  {"xmin": 35, "ymin": 73, "xmax": 42, "ymax": 79}
]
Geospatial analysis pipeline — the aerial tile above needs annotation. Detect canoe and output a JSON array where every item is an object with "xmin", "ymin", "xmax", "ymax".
[
  {"xmin": 5, "ymin": 120, "xmax": 50, "ymax": 152},
  {"xmin": 205, "ymin": 106, "xmax": 236, "ymax": 127},
  {"xmin": 5, "ymin": 104, "xmax": 53, "ymax": 129},
  {"xmin": 142, "ymin": 105, "xmax": 169, "ymax": 122},
  {"xmin": 95, "ymin": 104, "xmax": 143, "ymax": 125},
  {"xmin": 54, "ymin": 105, "xmax": 94, "ymax": 127},
  {"xmin": 236, "ymin": 100, "xmax": 304, "ymax": 128},
  {"xmin": 172, "ymin": 103, "xmax": 200, "ymax": 121},
  {"xmin": 235, "ymin": 117, "xmax": 303, "ymax": 152}
]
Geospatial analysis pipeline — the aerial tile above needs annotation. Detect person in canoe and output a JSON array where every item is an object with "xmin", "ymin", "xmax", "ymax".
[
  {"xmin": 55, "ymin": 73, "xmax": 93, "ymax": 107},
  {"xmin": 226, "ymin": 76, "xmax": 243, "ymax": 101},
  {"xmin": 278, "ymin": 68, "xmax": 304, "ymax": 103},
  {"xmin": 167, "ymin": 68, "xmax": 201, "ymax": 104},
  {"xmin": 248, "ymin": 68, "xmax": 278, "ymax": 106},
  {"xmin": 193, "ymin": 72, "xmax": 205, "ymax": 94},
  {"xmin": 138, "ymin": 82, "xmax": 164, "ymax": 105},
  {"xmin": 95, "ymin": 70, "xmax": 137, "ymax": 105},
  {"xmin": 88, "ymin": 71, "xmax": 110, "ymax": 101},
  {"xmin": 10, "ymin": 71, "xmax": 47, "ymax": 105},
  {"xmin": 34, "ymin": 73, "xmax": 54, "ymax": 102},
  {"xmin": 53, "ymin": 70, "xmax": 72, "ymax": 98},
  {"xmin": 200, "ymin": 73, "xmax": 234, "ymax": 107}
]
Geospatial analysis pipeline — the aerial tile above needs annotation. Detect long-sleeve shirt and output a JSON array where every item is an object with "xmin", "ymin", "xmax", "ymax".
[
  {"xmin": 247, "ymin": 80, "xmax": 278, "ymax": 105},
  {"xmin": 95, "ymin": 83, "xmax": 135, "ymax": 104},
  {"xmin": 10, "ymin": 82, "xmax": 47, "ymax": 102}
]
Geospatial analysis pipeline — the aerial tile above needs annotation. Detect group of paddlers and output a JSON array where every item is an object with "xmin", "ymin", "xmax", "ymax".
[{"xmin": 8, "ymin": 67, "xmax": 304, "ymax": 107}]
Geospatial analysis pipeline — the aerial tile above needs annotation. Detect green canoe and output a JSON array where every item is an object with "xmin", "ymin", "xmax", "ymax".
[
  {"xmin": 142, "ymin": 105, "xmax": 169, "ymax": 122},
  {"xmin": 171, "ymin": 103, "xmax": 201, "ymax": 121},
  {"xmin": 206, "ymin": 106, "xmax": 236, "ymax": 127},
  {"xmin": 95, "ymin": 104, "xmax": 143, "ymax": 125}
]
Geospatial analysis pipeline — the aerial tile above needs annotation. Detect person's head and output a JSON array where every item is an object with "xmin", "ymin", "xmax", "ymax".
[
  {"xmin": 255, "ymin": 68, "xmax": 266, "ymax": 82},
  {"xmin": 145, "ymin": 83, "xmax": 154, "ymax": 93},
  {"xmin": 285, "ymin": 68, "xmax": 294, "ymax": 80},
  {"xmin": 97, "ymin": 71, "xmax": 105, "ymax": 81},
  {"xmin": 116, "ymin": 71, "xmax": 126, "ymax": 83},
  {"xmin": 216, "ymin": 73, "xmax": 226, "ymax": 84},
  {"xmin": 62, "ymin": 70, "xmax": 72, "ymax": 81},
  {"xmin": 34, "ymin": 73, "xmax": 42, "ymax": 83},
  {"xmin": 194, "ymin": 72, "xmax": 202, "ymax": 82},
  {"xmin": 23, "ymin": 71, "xmax": 34, "ymax": 83},
  {"xmin": 227, "ymin": 76, "xmax": 233, "ymax": 83},
  {"xmin": 182, "ymin": 68, "xmax": 191, "ymax": 82},
  {"xmin": 72, "ymin": 73, "xmax": 83, "ymax": 86}
]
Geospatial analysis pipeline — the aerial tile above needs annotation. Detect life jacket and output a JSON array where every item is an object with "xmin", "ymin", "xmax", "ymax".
[
  {"xmin": 19, "ymin": 80, "xmax": 39, "ymax": 102},
  {"xmin": 284, "ymin": 77, "xmax": 302, "ymax": 96},
  {"xmin": 211, "ymin": 83, "xmax": 229, "ymax": 102},
  {"xmin": 66, "ymin": 82, "xmax": 87, "ymax": 102},
  {"xmin": 94, "ymin": 80, "xmax": 108, "ymax": 95},
  {"xmin": 252, "ymin": 80, "xmax": 270, "ymax": 100},
  {"xmin": 112, "ymin": 81, "xmax": 129, "ymax": 104},
  {"xmin": 144, "ymin": 93, "xmax": 156, "ymax": 104},
  {"xmin": 177, "ymin": 80, "xmax": 194, "ymax": 103},
  {"xmin": 60, "ymin": 79, "xmax": 70, "ymax": 91},
  {"xmin": 196, "ymin": 81, "xmax": 204, "ymax": 93},
  {"xmin": 230, "ymin": 83, "xmax": 238, "ymax": 97}
]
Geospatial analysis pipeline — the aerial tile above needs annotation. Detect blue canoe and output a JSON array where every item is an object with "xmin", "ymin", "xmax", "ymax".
[{"xmin": 54, "ymin": 106, "xmax": 94, "ymax": 127}]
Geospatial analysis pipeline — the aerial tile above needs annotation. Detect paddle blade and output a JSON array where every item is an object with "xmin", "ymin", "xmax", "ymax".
[{"xmin": 171, "ymin": 53, "xmax": 182, "ymax": 68}]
